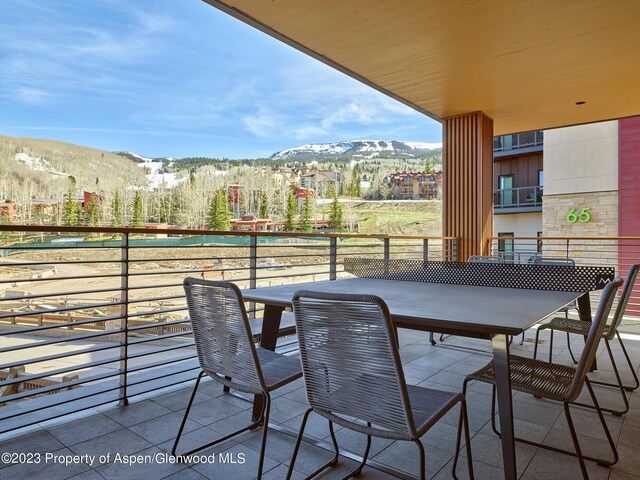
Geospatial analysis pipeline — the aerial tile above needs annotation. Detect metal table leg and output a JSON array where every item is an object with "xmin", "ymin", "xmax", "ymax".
[
  {"xmin": 492, "ymin": 333, "xmax": 517, "ymax": 480},
  {"xmin": 252, "ymin": 304, "xmax": 284, "ymax": 421}
]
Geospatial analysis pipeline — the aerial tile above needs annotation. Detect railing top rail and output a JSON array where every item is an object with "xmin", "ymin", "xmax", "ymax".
[
  {"xmin": 488, "ymin": 236, "xmax": 640, "ymax": 241},
  {"xmin": 0, "ymin": 224, "xmax": 456, "ymax": 241},
  {"xmin": 493, "ymin": 185, "xmax": 539, "ymax": 191}
]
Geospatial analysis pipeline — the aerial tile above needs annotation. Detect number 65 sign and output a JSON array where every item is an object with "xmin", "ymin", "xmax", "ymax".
[{"xmin": 566, "ymin": 207, "xmax": 591, "ymax": 223}]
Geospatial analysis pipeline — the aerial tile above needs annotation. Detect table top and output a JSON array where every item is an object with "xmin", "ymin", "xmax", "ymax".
[{"xmin": 242, "ymin": 277, "xmax": 582, "ymax": 336}]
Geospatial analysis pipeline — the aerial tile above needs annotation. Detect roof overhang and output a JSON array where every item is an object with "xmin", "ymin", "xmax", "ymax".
[{"xmin": 203, "ymin": 0, "xmax": 640, "ymax": 135}]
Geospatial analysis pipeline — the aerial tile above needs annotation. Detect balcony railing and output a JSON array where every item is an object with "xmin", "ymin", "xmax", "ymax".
[
  {"xmin": 493, "ymin": 130, "xmax": 543, "ymax": 152},
  {"xmin": 0, "ymin": 225, "xmax": 457, "ymax": 434},
  {"xmin": 493, "ymin": 186, "xmax": 542, "ymax": 210},
  {"xmin": 488, "ymin": 235, "xmax": 640, "ymax": 319}
]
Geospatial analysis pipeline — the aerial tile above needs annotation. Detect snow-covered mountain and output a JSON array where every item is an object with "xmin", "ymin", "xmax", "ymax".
[
  {"xmin": 116, "ymin": 152, "xmax": 184, "ymax": 189},
  {"xmin": 270, "ymin": 140, "xmax": 442, "ymax": 160}
]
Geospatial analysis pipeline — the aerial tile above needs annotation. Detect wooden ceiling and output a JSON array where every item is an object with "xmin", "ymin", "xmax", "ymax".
[{"xmin": 203, "ymin": 0, "xmax": 640, "ymax": 135}]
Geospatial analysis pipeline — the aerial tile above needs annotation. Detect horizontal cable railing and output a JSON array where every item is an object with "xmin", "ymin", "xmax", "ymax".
[
  {"xmin": 0, "ymin": 224, "xmax": 456, "ymax": 433},
  {"xmin": 488, "ymin": 235, "xmax": 640, "ymax": 321}
]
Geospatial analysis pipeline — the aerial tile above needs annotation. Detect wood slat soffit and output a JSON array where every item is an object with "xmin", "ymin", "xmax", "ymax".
[{"xmin": 204, "ymin": 0, "xmax": 640, "ymax": 135}]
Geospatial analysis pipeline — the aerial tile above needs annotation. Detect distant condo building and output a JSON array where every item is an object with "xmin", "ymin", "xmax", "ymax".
[{"xmin": 386, "ymin": 171, "xmax": 442, "ymax": 200}]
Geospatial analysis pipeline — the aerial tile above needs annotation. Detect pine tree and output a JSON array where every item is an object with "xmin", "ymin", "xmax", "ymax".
[
  {"xmin": 206, "ymin": 194, "xmax": 217, "ymax": 229},
  {"xmin": 63, "ymin": 176, "xmax": 77, "ymax": 226},
  {"xmin": 328, "ymin": 192, "xmax": 343, "ymax": 232},
  {"xmin": 112, "ymin": 191, "xmax": 122, "ymax": 227},
  {"xmin": 214, "ymin": 190, "xmax": 231, "ymax": 230},
  {"xmin": 425, "ymin": 157, "xmax": 434, "ymax": 174},
  {"xmin": 131, "ymin": 191, "xmax": 144, "ymax": 227},
  {"xmin": 259, "ymin": 192, "xmax": 269, "ymax": 218},
  {"xmin": 284, "ymin": 192, "xmax": 297, "ymax": 232},
  {"xmin": 74, "ymin": 203, "xmax": 84, "ymax": 226},
  {"xmin": 299, "ymin": 192, "xmax": 313, "ymax": 233},
  {"xmin": 85, "ymin": 195, "xmax": 97, "ymax": 226}
]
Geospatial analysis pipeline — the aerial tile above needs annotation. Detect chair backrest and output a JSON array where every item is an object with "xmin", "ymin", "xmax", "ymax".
[
  {"xmin": 183, "ymin": 277, "xmax": 265, "ymax": 394},
  {"xmin": 533, "ymin": 257, "xmax": 576, "ymax": 266},
  {"xmin": 608, "ymin": 264, "xmax": 640, "ymax": 339},
  {"xmin": 292, "ymin": 290, "xmax": 416, "ymax": 440},
  {"xmin": 565, "ymin": 277, "xmax": 623, "ymax": 402},
  {"xmin": 468, "ymin": 255, "xmax": 503, "ymax": 264}
]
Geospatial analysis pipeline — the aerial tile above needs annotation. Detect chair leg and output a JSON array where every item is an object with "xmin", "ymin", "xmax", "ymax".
[
  {"xmin": 413, "ymin": 439, "xmax": 426, "ymax": 480},
  {"xmin": 287, "ymin": 408, "xmax": 312, "ymax": 480},
  {"xmin": 223, "ymin": 375, "xmax": 232, "ymax": 393},
  {"xmin": 548, "ymin": 328, "xmax": 555, "ymax": 363},
  {"xmin": 584, "ymin": 377, "xmax": 619, "ymax": 467},
  {"xmin": 439, "ymin": 333, "xmax": 447, "ymax": 342},
  {"xmin": 172, "ymin": 371, "xmax": 204, "ymax": 456},
  {"xmin": 349, "ymin": 423, "xmax": 372, "ymax": 477},
  {"xmin": 618, "ymin": 331, "xmax": 640, "ymax": 390},
  {"xmin": 567, "ymin": 332, "xmax": 578, "ymax": 364},
  {"xmin": 452, "ymin": 399, "xmax": 475, "ymax": 480},
  {"xmin": 592, "ymin": 331, "xmax": 640, "ymax": 391},
  {"xmin": 429, "ymin": 332, "xmax": 437, "ymax": 346},
  {"xmin": 488, "ymin": 380, "xmax": 617, "ymax": 467},
  {"xmin": 573, "ymin": 339, "xmax": 629, "ymax": 416},
  {"xmin": 173, "ymin": 375, "xmax": 269, "ymax": 477},
  {"xmin": 256, "ymin": 393, "xmax": 272, "ymax": 479},
  {"xmin": 563, "ymin": 402, "xmax": 589, "ymax": 479},
  {"xmin": 533, "ymin": 327, "xmax": 542, "ymax": 360},
  {"xmin": 519, "ymin": 332, "xmax": 525, "ymax": 346},
  {"xmin": 288, "ymin": 411, "xmax": 340, "ymax": 480}
]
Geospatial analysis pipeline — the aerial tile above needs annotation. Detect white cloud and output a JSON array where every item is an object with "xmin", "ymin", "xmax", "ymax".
[
  {"xmin": 14, "ymin": 87, "xmax": 55, "ymax": 105},
  {"xmin": 242, "ymin": 109, "xmax": 280, "ymax": 137}
]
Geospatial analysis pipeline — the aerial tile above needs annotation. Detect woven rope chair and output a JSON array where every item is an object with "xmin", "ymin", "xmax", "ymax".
[
  {"xmin": 431, "ymin": 255, "xmax": 505, "ymax": 345},
  {"xmin": 530, "ymin": 257, "xmax": 579, "ymax": 358},
  {"xmin": 533, "ymin": 264, "xmax": 640, "ymax": 416},
  {"xmin": 463, "ymin": 277, "xmax": 623, "ymax": 479},
  {"xmin": 173, "ymin": 278, "xmax": 302, "ymax": 479},
  {"xmin": 289, "ymin": 291, "xmax": 474, "ymax": 480}
]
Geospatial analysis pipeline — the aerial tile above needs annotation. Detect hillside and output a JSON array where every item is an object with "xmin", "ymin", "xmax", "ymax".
[
  {"xmin": 0, "ymin": 134, "xmax": 147, "ymax": 203},
  {"xmin": 317, "ymin": 200, "xmax": 442, "ymax": 236}
]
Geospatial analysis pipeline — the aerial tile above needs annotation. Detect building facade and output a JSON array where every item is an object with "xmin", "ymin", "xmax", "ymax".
[{"xmin": 493, "ymin": 117, "xmax": 640, "ymax": 268}]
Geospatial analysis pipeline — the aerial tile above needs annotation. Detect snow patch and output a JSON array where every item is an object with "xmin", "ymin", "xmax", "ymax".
[
  {"xmin": 15, "ymin": 152, "xmax": 67, "ymax": 177},
  {"xmin": 271, "ymin": 140, "xmax": 442, "ymax": 160},
  {"xmin": 128, "ymin": 152, "xmax": 184, "ymax": 190}
]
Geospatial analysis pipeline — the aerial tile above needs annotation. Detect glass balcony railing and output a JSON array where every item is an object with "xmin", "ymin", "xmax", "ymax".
[
  {"xmin": 494, "ymin": 131, "xmax": 543, "ymax": 152},
  {"xmin": 494, "ymin": 186, "xmax": 542, "ymax": 209}
]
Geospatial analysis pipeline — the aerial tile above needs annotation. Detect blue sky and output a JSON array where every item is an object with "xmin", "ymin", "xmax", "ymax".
[{"xmin": 0, "ymin": 0, "xmax": 441, "ymax": 159}]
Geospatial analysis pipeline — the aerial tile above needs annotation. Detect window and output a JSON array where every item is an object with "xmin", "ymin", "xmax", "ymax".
[
  {"xmin": 499, "ymin": 175, "xmax": 514, "ymax": 206},
  {"xmin": 537, "ymin": 231, "xmax": 543, "ymax": 254},
  {"xmin": 498, "ymin": 232, "xmax": 514, "ymax": 263}
]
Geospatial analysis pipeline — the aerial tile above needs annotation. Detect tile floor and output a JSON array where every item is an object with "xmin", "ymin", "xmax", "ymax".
[{"xmin": 2, "ymin": 326, "xmax": 640, "ymax": 480}]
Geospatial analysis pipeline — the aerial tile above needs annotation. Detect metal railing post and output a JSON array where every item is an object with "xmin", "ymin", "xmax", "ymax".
[
  {"xmin": 423, "ymin": 239, "xmax": 429, "ymax": 263},
  {"xmin": 329, "ymin": 236, "xmax": 337, "ymax": 280},
  {"xmin": 119, "ymin": 232, "xmax": 129, "ymax": 406},
  {"xmin": 383, "ymin": 238, "xmax": 390, "ymax": 260},
  {"xmin": 566, "ymin": 238, "xmax": 570, "ymax": 259},
  {"xmin": 452, "ymin": 239, "xmax": 458, "ymax": 262},
  {"xmin": 249, "ymin": 235, "xmax": 257, "ymax": 318}
]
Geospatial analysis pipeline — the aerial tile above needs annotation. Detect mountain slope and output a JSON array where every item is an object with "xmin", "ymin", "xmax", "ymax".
[
  {"xmin": 271, "ymin": 140, "xmax": 442, "ymax": 160},
  {"xmin": 0, "ymin": 134, "xmax": 147, "ymax": 202},
  {"xmin": 114, "ymin": 152, "xmax": 184, "ymax": 189}
]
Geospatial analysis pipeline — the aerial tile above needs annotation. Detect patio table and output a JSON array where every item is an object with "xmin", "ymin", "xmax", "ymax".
[{"xmin": 243, "ymin": 277, "xmax": 591, "ymax": 479}]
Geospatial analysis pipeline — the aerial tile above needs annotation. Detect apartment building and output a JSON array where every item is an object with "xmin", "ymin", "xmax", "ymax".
[{"xmin": 493, "ymin": 117, "xmax": 640, "ymax": 264}]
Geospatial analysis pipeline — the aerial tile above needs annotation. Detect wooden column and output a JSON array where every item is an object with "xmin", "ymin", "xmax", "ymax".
[{"xmin": 443, "ymin": 112, "xmax": 494, "ymax": 261}]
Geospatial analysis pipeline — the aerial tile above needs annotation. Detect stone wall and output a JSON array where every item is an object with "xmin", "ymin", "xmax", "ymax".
[{"xmin": 542, "ymin": 190, "xmax": 618, "ymax": 267}]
